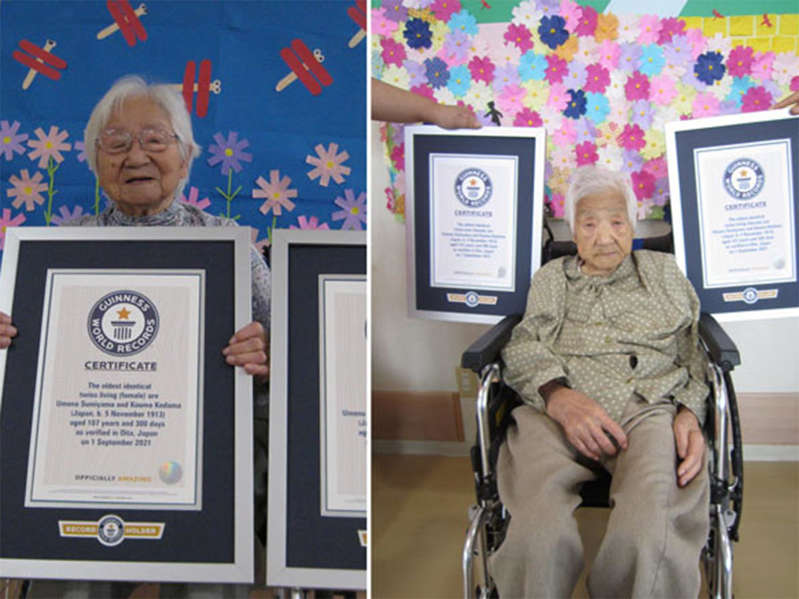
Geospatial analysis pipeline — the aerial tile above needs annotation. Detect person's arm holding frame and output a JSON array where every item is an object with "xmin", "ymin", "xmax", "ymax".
[
  {"xmin": 0, "ymin": 312, "xmax": 17, "ymax": 349},
  {"xmin": 371, "ymin": 78, "xmax": 480, "ymax": 129}
]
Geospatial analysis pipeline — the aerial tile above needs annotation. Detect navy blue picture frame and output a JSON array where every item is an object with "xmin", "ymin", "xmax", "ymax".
[
  {"xmin": 404, "ymin": 126, "xmax": 546, "ymax": 324},
  {"xmin": 666, "ymin": 111, "xmax": 799, "ymax": 320}
]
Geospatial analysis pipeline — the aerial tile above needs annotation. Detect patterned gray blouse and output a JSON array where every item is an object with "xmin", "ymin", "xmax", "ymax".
[{"xmin": 502, "ymin": 250, "xmax": 709, "ymax": 425}]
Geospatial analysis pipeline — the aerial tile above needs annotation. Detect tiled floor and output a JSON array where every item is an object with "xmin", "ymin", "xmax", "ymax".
[{"xmin": 372, "ymin": 454, "xmax": 799, "ymax": 599}]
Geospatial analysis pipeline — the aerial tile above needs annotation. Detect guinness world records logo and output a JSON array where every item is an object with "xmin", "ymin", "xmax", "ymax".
[
  {"xmin": 88, "ymin": 290, "xmax": 159, "ymax": 356},
  {"xmin": 454, "ymin": 168, "xmax": 492, "ymax": 208},
  {"xmin": 723, "ymin": 158, "xmax": 764, "ymax": 200},
  {"xmin": 97, "ymin": 514, "xmax": 125, "ymax": 546}
]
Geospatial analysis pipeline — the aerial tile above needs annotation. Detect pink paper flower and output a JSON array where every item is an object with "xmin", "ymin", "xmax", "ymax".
[
  {"xmin": 7, "ymin": 169, "xmax": 48, "ymax": 211},
  {"xmin": 552, "ymin": 118, "xmax": 577, "ymax": 146},
  {"xmin": 751, "ymin": 52, "xmax": 775, "ymax": 82},
  {"xmin": 617, "ymin": 124, "xmax": 646, "ymax": 151},
  {"xmin": 545, "ymin": 54, "xmax": 568, "ymax": 84},
  {"xmin": 381, "ymin": 38, "xmax": 407, "ymax": 67},
  {"xmin": 597, "ymin": 40, "xmax": 620, "ymax": 70},
  {"xmin": 657, "ymin": 17, "xmax": 685, "ymax": 44},
  {"xmin": 513, "ymin": 108, "xmax": 543, "ymax": 127},
  {"xmin": 547, "ymin": 83, "xmax": 569, "ymax": 111},
  {"xmin": 252, "ymin": 170, "xmax": 297, "ymax": 216},
  {"xmin": 498, "ymin": 83, "xmax": 526, "ymax": 114},
  {"xmin": 549, "ymin": 192, "xmax": 565, "ymax": 218},
  {"xmin": 624, "ymin": 71, "xmax": 650, "ymax": 101},
  {"xmin": 179, "ymin": 186, "xmax": 211, "ymax": 210},
  {"xmin": 643, "ymin": 156, "xmax": 668, "ymax": 179},
  {"xmin": 741, "ymin": 86, "xmax": 772, "ymax": 112},
  {"xmin": 0, "ymin": 208, "xmax": 26, "ymax": 249},
  {"xmin": 27, "ymin": 125, "xmax": 71, "ymax": 168},
  {"xmin": 504, "ymin": 23, "xmax": 533, "ymax": 53},
  {"xmin": 684, "ymin": 28, "xmax": 705, "ymax": 60},
  {"xmin": 584, "ymin": 63, "xmax": 610, "ymax": 93},
  {"xmin": 410, "ymin": 85, "xmax": 435, "ymax": 100},
  {"xmin": 575, "ymin": 141, "xmax": 598, "ymax": 166},
  {"xmin": 250, "ymin": 227, "xmax": 270, "ymax": 253},
  {"xmin": 791, "ymin": 76, "xmax": 799, "ymax": 92},
  {"xmin": 559, "ymin": 0, "xmax": 581, "ymax": 33},
  {"xmin": 637, "ymin": 15, "xmax": 662, "ymax": 44},
  {"xmin": 574, "ymin": 5, "xmax": 597, "ymax": 37},
  {"xmin": 631, "ymin": 169, "xmax": 655, "ymax": 200},
  {"xmin": 306, "ymin": 142, "xmax": 351, "ymax": 187},
  {"xmin": 290, "ymin": 215, "xmax": 329, "ymax": 230},
  {"xmin": 726, "ymin": 45, "xmax": 754, "ymax": 78},
  {"xmin": 390, "ymin": 144, "xmax": 405, "ymax": 172},
  {"xmin": 431, "ymin": 0, "xmax": 461, "ymax": 21},
  {"xmin": 468, "ymin": 56, "xmax": 495, "ymax": 84},
  {"xmin": 372, "ymin": 9, "xmax": 399, "ymax": 36},
  {"xmin": 649, "ymin": 74, "xmax": 677, "ymax": 106},
  {"xmin": 691, "ymin": 92, "xmax": 720, "ymax": 118}
]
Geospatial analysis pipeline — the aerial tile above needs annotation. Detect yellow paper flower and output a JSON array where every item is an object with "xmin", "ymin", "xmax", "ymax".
[
  {"xmin": 673, "ymin": 83, "xmax": 696, "ymax": 115},
  {"xmin": 522, "ymin": 80, "xmax": 550, "ymax": 110},
  {"xmin": 594, "ymin": 13, "xmax": 619, "ymax": 42},
  {"xmin": 641, "ymin": 129, "xmax": 665, "ymax": 160}
]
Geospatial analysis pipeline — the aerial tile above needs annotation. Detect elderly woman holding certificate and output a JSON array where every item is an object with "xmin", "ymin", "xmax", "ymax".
[
  {"xmin": 0, "ymin": 76, "xmax": 270, "ymax": 593},
  {"xmin": 492, "ymin": 165, "xmax": 710, "ymax": 598}
]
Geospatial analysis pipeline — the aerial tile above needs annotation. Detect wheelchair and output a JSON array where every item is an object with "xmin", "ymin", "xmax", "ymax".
[{"xmin": 461, "ymin": 236, "xmax": 743, "ymax": 599}]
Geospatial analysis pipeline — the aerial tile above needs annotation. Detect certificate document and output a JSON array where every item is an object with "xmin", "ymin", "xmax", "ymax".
[
  {"xmin": 429, "ymin": 154, "xmax": 518, "ymax": 292},
  {"xmin": 319, "ymin": 275, "xmax": 366, "ymax": 517},
  {"xmin": 25, "ymin": 269, "xmax": 204, "ymax": 510},
  {"xmin": 694, "ymin": 139, "xmax": 797, "ymax": 289}
]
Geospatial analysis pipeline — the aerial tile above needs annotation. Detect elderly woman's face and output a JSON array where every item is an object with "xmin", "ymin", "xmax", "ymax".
[
  {"xmin": 573, "ymin": 189, "xmax": 634, "ymax": 276},
  {"xmin": 96, "ymin": 96, "xmax": 187, "ymax": 216}
]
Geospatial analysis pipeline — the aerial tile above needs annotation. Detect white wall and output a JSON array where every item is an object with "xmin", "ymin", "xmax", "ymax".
[{"xmin": 370, "ymin": 123, "xmax": 799, "ymax": 394}]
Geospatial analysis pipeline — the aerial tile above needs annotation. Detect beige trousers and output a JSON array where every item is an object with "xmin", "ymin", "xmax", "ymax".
[{"xmin": 491, "ymin": 398, "xmax": 709, "ymax": 599}]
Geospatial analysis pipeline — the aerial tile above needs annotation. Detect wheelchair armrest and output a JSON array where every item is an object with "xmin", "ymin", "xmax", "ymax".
[
  {"xmin": 699, "ymin": 312, "xmax": 740, "ymax": 372},
  {"xmin": 461, "ymin": 314, "xmax": 523, "ymax": 373}
]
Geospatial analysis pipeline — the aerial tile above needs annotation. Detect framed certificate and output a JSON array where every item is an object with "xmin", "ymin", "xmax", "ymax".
[
  {"xmin": 405, "ymin": 126, "xmax": 545, "ymax": 323},
  {"xmin": 267, "ymin": 230, "xmax": 366, "ymax": 590},
  {"xmin": 666, "ymin": 110, "xmax": 799, "ymax": 320},
  {"xmin": 0, "ymin": 227, "xmax": 253, "ymax": 582}
]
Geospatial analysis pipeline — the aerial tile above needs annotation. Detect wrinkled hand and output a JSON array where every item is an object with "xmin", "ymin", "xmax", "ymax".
[
  {"xmin": 0, "ymin": 312, "xmax": 18, "ymax": 349},
  {"xmin": 432, "ymin": 103, "xmax": 481, "ymax": 129},
  {"xmin": 222, "ymin": 321, "xmax": 268, "ymax": 381},
  {"xmin": 673, "ymin": 406, "xmax": 705, "ymax": 487},
  {"xmin": 773, "ymin": 90, "xmax": 799, "ymax": 115},
  {"xmin": 544, "ymin": 385, "xmax": 628, "ymax": 461}
]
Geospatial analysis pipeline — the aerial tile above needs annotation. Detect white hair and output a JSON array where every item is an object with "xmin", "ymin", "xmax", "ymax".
[
  {"xmin": 83, "ymin": 75, "xmax": 202, "ymax": 199},
  {"xmin": 564, "ymin": 166, "xmax": 638, "ymax": 233}
]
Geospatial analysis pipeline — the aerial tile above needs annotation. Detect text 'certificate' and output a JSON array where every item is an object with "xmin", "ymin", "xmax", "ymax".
[
  {"xmin": 429, "ymin": 154, "xmax": 518, "ymax": 292},
  {"xmin": 694, "ymin": 139, "xmax": 797, "ymax": 289},
  {"xmin": 26, "ymin": 270, "xmax": 205, "ymax": 510},
  {"xmin": 319, "ymin": 275, "xmax": 366, "ymax": 518}
]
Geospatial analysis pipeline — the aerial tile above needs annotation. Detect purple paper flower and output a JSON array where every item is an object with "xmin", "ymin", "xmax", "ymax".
[
  {"xmin": 50, "ymin": 204, "xmax": 85, "ymax": 226},
  {"xmin": 0, "ymin": 120, "xmax": 28, "ymax": 161},
  {"xmin": 622, "ymin": 150, "xmax": 645, "ymax": 174},
  {"xmin": 663, "ymin": 35, "xmax": 692, "ymax": 67},
  {"xmin": 618, "ymin": 43, "xmax": 642, "ymax": 73},
  {"xmin": 564, "ymin": 61, "xmax": 587, "ymax": 89},
  {"xmin": 493, "ymin": 63, "xmax": 520, "ymax": 90},
  {"xmin": 630, "ymin": 100, "xmax": 654, "ymax": 129},
  {"xmin": 74, "ymin": 140, "xmax": 87, "ymax": 163},
  {"xmin": 382, "ymin": 0, "xmax": 408, "ymax": 22},
  {"xmin": 332, "ymin": 189, "xmax": 367, "ymax": 230},
  {"xmin": 574, "ymin": 118, "xmax": 598, "ymax": 143},
  {"xmin": 425, "ymin": 57, "xmax": 450, "ymax": 88},
  {"xmin": 444, "ymin": 30, "xmax": 471, "ymax": 62},
  {"xmin": 404, "ymin": 60, "xmax": 427, "ymax": 87},
  {"xmin": 207, "ymin": 131, "xmax": 252, "ymax": 175}
]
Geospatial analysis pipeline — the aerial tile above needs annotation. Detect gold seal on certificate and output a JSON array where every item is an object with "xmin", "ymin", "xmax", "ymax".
[
  {"xmin": 429, "ymin": 154, "xmax": 518, "ymax": 292},
  {"xmin": 25, "ymin": 269, "xmax": 205, "ymax": 510}
]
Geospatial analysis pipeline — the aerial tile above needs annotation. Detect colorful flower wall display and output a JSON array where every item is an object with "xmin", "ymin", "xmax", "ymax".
[
  {"xmin": 0, "ymin": 1, "xmax": 366, "ymax": 259},
  {"xmin": 372, "ymin": 0, "xmax": 799, "ymax": 222}
]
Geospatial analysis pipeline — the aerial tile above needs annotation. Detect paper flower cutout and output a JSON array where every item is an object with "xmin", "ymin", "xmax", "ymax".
[
  {"xmin": 7, "ymin": 169, "xmax": 48, "ymax": 211},
  {"xmin": 0, "ymin": 120, "xmax": 28, "ymax": 161},
  {"xmin": 306, "ymin": 142, "xmax": 351, "ymax": 187},
  {"xmin": 290, "ymin": 215, "xmax": 330, "ymax": 230},
  {"xmin": 50, "ymin": 205, "xmax": 85, "ymax": 226},
  {"xmin": 404, "ymin": 18, "xmax": 433, "ymax": 49},
  {"xmin": 179, "ymin": 186, "xmax": 211, "ymax": 210},
  {"xmin": 253, "ymin": 170, "xmax": 297, "ymax": 216},
  {"xmin": 332, "ymin": 189, "xmax": 367, "ymax": 230},
  {"xmin": 207, "ymin": 131, "xmax": 252, "ymax": 175},
  {"xmin": 27, "ymin": 126, "xmax": 71, "ymax": 168},
  {"xmin": 0, "ymin": 209, "xmax": 26, "ymax": 249}
]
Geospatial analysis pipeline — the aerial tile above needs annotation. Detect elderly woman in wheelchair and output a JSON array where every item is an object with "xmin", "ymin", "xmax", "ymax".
[{"xmin": 462, "ymin": 165, "xmax": 742, "ymax": 599}]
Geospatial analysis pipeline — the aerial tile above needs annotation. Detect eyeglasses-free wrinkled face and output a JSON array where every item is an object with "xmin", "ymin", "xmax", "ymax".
[
  {"xmin": 573, "ymin": 189, "xmax": 634, "ymax": 277},
  {"xmin": 95, "ymin": 95, "xmax": 187, "ymax": 217}
]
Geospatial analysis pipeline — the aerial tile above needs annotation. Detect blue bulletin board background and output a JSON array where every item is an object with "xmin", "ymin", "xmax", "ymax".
[{"xmin": 0, "ymin": 0, "xmax": 367, "ymax": 262}]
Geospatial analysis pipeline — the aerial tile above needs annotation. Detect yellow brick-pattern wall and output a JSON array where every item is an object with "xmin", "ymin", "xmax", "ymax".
[{"xmin": 681, "ymin": 14, "xmax": 799, "ymax": 55}]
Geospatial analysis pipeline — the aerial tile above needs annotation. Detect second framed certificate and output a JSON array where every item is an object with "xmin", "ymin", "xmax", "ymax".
[{"xmin": 405, "ymin": 126, "xmax": 545, "ymax": 323}]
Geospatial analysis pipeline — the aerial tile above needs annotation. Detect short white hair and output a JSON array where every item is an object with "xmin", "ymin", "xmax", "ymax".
[
  {"xmin": 83, "ymin": 75, "xmax": 202, "ymax": 199},
  {"xmin": 564, "ymin": 166, "xmax": 638, "ymax": 233}
]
